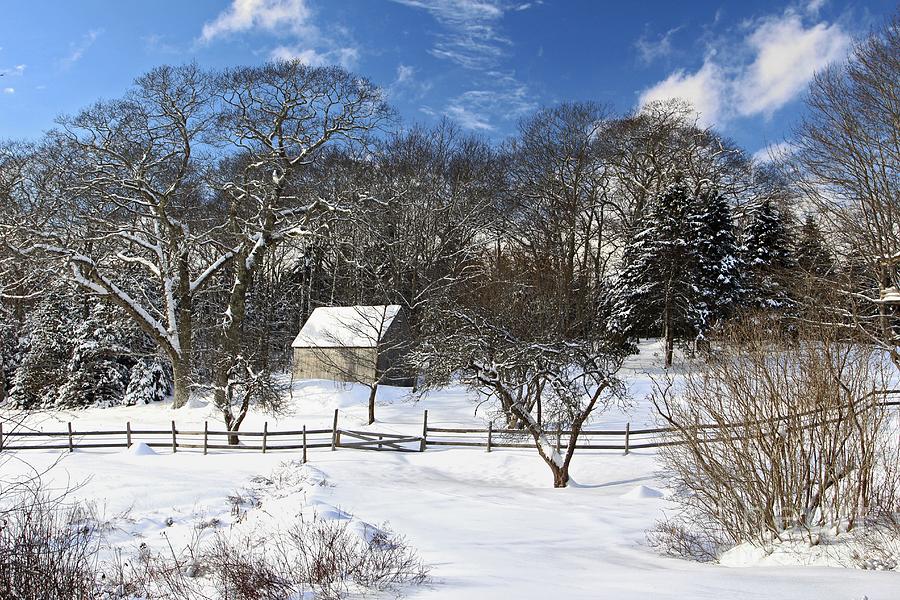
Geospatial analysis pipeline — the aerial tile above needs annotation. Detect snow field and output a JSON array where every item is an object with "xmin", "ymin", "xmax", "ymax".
[{"xmin": 2, "ymin": 342, "xmax": 898, "ymax": 599}]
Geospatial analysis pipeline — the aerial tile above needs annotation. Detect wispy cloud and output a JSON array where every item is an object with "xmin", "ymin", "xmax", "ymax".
[
  {"xmin": 0, "ymin": 64, "xmax": 25, "ymax": 77},
  {"xmin": 638, "ymin": 8, "xmax": 850, "ymax": 126},
  {"xmin": 142, "ymin": 33, "xmax": 182, "ymax": 55},
  {"xmin": 387, "ymin": 64, "xmax": 434, "ymax": 102},
  {"xmin": 61, "ymin": 29, "xmax": 102, "ymax": 69},
  {"xmin": 752, "ymin": 141, "xmax": 796, "ymax": 164},
  {"xmin": 635, "ymin": 26, "xmax": 682, "ymax": 65},
  {"xmin": 391, "ymin": 1, "xmax": 539, "ymax": 133},
  {"xmin": 2, "ymin": 87, "xmax": 14, "ymax": 95},
  {"xmin": 269, "ymin": 45, "xmax": 359, "ymax": 68},
  {"xmin": 444, "ymin": 72, "xmax": 537, "ymax": 132},
  {"xmin": 391, "ymin": 0, "xmax": 517, "ymax": 70}
]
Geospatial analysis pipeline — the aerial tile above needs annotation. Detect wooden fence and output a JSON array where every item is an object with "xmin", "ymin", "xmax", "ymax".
[{"xmin": 1, "ymin": 395, "xmax": 898, "ymax": 457}]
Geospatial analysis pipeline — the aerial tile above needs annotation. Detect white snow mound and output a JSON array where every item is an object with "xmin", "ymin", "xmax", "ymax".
[
  {"xmin": 622, "ymin": 485, "xmax": 664, "ymax": 499},
  {"xmin": 125, "ymin": 442, "xmax": 157, "ymax": 456}
]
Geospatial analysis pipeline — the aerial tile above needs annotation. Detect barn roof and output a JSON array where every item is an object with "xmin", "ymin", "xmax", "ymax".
[{"xmin": 291, "ymin": 305, "xmax": 402, "ymax": 348}]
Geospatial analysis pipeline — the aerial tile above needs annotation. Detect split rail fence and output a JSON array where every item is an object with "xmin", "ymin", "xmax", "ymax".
[{"xmin": 1, "ymin": 393, "xmax": 898, "ymax": 457}]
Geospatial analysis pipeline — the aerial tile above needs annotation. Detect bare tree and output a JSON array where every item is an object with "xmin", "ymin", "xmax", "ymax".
[
  {"xmin": 418, "ymin": 307, "xmax": 626, "ymax": 487},
  {"xmin": 604, "ymin": 99, "xmax": 754, "ymax": 233},
  {"xmin": 792, "ymin": 11, "xmax": 900, "ymax": 369},
  {"xmin": 501, "ymin": 103, "xmax": 617, "ymax": 336},
  {"xmin": 14, "ymin": 65, "xmax": 227, "ymax": 408},
  {"xmin": 209, "ymin": 61, "xmax": 391, "ymax": 435}
]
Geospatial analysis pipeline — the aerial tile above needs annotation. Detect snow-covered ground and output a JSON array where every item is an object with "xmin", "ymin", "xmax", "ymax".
[{"xmin": 2, "ymin": 341, "xmax": 898, "ymax": 599}]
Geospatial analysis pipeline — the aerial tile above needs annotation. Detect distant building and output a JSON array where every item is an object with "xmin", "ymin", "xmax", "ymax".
[{"xmin": 291, "ymin": 305, "xmax": 412, "ymax": 385}]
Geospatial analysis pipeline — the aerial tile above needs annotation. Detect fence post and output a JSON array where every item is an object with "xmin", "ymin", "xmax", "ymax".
[
  {"xmin": 331, "ymin": 409, "xmax": 339, "ymax": 451},
  {"xmin": 302, "ymin": 425, "xmax": 307, "ymax": 464},
  {"xmin": 126, "ymin": 421, "xmax": 132, "ymax": 448},
  {"xmin": 624, "ymin": 422, "xmax": 630, "ymax": 455},
  {"xmin": 262, "ymin": 421, "xmax": 268, "ymax": 454},
  {"xmin": 487, "ymin": 421, "xmax": 493, "ymax": 453},
  {"xmin": 171, "ymin": 421, "xmax": 177, "ymax": 454},
  {"xmin": 0, "ymin": 422, "xmax": 4, "ymax": 452},
  {"xmin": 203, "ymin": 421, "xmax": 208, "ymax": 456},
  {"xmin": 420, "ymin": 410, "xmax": 428, "ymax": 452},
  {"xmin": 68, "ymin": 422, "xmax": 74, "ymax": 453}
]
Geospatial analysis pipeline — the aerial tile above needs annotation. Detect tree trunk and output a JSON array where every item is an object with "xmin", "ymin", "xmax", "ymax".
[
  {"xmin": 0, "ymin": 355, "xmax": 6, "ymax": 405},
  {"xmin": 663, "ymin": 287, "xmax": 674, "ymax": 368},
  {"xmin": 367, "ymin": 383, "xmax": 378, "ymax": 425},
  {"xmin": 213, "ymin": 247, "xmax": 253, "ymax": 416},
  {"xmin": 224, "ymin": 412, "xmax": 240, "ymax": 446},
  {"xmin": 172, "ymin": 253, "xmax": 194, "ymax": 409},
  {"xmin": 171, "ymin": 356, "xmax": 191, "ymax": 409},
  {"xmin": 552, "ymin": 464, "xmax": 570, "ymax": 488}
]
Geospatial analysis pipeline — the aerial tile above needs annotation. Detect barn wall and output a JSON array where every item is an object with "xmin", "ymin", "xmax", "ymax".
[
  {"xmin": 292, "ymin": 347, "xmax": 377, "ymax": 383},
  {"xmin": 376, "ymin": 310, "xmax": 415, "ymax": 386}
]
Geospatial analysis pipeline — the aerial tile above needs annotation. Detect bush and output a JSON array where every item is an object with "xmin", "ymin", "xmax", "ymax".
[
  {"xmin": 652, "ymin": 321, "xmax": 898, "ymax": 557},
  {"xmin": 204, "ymin": 517, "xmax": 429, "ymax": 600},
  {"xmin": 0, "ymin": 489, "xmax": 102, "ymax": 599}
]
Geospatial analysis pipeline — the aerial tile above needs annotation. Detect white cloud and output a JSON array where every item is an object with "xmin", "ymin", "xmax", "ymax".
[
  {"xmin": 396, "ymin": 64, "xmax": 415, "ymax": 83},
  {"xmin": 443, "ymin": 73, "xmax": 537, "ymax": 132},
  {"xmin": 387, "ymin": 64, "xmax": 433, "ymax": 102},
  {"xmin": 270, "ymin": 45, "xmax": 358, "ymax": 68},
  {"xmin": 445, "ymin": 102, "xmax": 494, "ymax": 131},
  {"xmin": 390, "ymin": 1, "xmax": 539, "ymax": 133},
  {"xmin": 752, "ymin": 141, "xmax": 796, "ymax": 164},
  {"xmin": 202, "ymin": 0, "xmax": 360, "ymax": 70},
  {"xmin": 735, "ymin": 13, "xmax": 849, "ymax": 117},
  {"xmin": 2, "ymin": 87, "xmax": 14, "ymax": 94},
  {"xmin": 637, "ymin": 9, "xmax": 850, "ymax": 126},
  {"xmin": 62, "ymin": 30, "xmax": 102, "ymax": 68},
  {"xmin": 201, "ymin": 0, "xmax": 312, "ymax": 42},
  {"xmin": 638, "ymin": 59, "xmax": 727, "ymax": 126},
  {"xmin": 635, "ymin": 26, "xmax": 682, "ymax": 65},
  {"xmin": 270, "ymin": 46, "xmax": 327, "ymax": 65},
  {"xmin": 806, "ymin": 0, "xmax": 827, "ymax": 15},
  {"xmin": 0, "ymin": 64, "xmax": 25, "ymax": 77},
  {"xmin": 391, "ymin": 0, "xmax": 516, "ymax": 70}
]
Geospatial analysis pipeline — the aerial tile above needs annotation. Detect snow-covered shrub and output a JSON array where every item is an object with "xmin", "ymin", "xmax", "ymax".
[
  {"xmin": 123, "ymin": 357, "xmax": 173, "ymax": 405},
  {"xmin": 653, "ymin": 320, "xmax": 898, "ymax": 559},
  {"xmin": 0, "ymin": 488, "xmax": 103, "ymax": 599},
  {"xmin": 202, "ymin": 518, "xmax": 428, "ymax": 600}
]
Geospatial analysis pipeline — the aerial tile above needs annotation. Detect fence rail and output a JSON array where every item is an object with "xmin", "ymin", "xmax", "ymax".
[{"xmin": 2, "ymin": 394, "xmax": 898, "ymax": 457}]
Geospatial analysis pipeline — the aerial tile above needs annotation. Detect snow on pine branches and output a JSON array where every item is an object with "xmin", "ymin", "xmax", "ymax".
[{"xmin": 610, "ymin": 178, "xmax": 743, "ymax": 366}]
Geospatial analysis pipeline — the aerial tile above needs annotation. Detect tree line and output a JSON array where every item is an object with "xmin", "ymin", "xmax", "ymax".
[{"xmin": 1, "ymin": 10, "xmax": 897, "ymax": 487}]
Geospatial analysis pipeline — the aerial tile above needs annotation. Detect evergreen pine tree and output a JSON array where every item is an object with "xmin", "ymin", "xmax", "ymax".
[
  {"xmin": 8, "ymin": 289, "xmax": 79, "ymax": 409},
  {"xmin": 0, "ymin": 305, "xmax": 19, "ymax": 405},
  {"xmin": 691, "ymin": 190, "xmax": 744, "ymax": 334},
  {"xmin": 742, "ymin": 199, "xmax": 794, "ymax": 309},
  {"xmin": 56, "ymin": 303, "xmax": 139, "ymax": 408},
  {"xmin": 795, "ymin": 214, "xmax": 833, "ymax": 276},
  {"xmin": 612, "ymin": 182, "xmax": 744, "ymax": 365},
  {"xmin": 611, "ymin": 180, "xmax": 698, "ymax": 366},
  {"xmin": 123, "ymin": 357, "xmax": 173, "ymax": 405}
]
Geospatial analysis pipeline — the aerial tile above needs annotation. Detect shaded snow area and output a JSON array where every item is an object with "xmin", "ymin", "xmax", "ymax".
[{"xmin": 3, "ymin": 341, "xmax": 898, "ymax": 599}]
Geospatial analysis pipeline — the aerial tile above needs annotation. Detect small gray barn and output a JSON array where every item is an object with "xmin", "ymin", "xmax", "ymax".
[{"xmin": 291, "ymin": 305, "xmax": 412, "ymax": 385}]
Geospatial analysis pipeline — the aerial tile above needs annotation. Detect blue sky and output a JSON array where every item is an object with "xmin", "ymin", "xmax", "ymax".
[{"xmin": 0, "ymin": 0, "xmax": 895, "ymax": 157}]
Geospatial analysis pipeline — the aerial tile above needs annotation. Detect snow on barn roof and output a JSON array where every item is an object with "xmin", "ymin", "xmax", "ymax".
[{"xmin": 291, "ymin": 305, "xmax": 402, "ymax": 348}]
